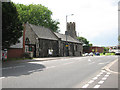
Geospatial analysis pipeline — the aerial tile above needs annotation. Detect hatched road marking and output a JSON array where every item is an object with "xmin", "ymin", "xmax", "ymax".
[
  {"xmin": 82, "ymin": 84, "xmax": 89, "ymax": 88},
  {"xmin": 98, "ymin": 81, "xmax": 104, "ymax": 84},
  {"xmin": 94, "ymin": 85, "xmax": 101, "ymax": 88}
]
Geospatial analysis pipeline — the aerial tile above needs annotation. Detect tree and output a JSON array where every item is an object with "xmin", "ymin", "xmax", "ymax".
[
  {"xmin": 2, "ymin": 2, "xmax": 23, "ymax": 49},
  {"xmin": 77, "ymin": 36, "xmax": 92, "ymax": 46},
  {"xmin": 15, "ymin": 4, "xmax": 60, "ymax": 32},
  {"xmin": 103, "ymin": 47, "xmax": 109, "ymax": 53}
]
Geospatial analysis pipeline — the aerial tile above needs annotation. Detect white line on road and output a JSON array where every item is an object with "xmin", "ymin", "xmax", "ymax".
[
  {"xmin": 0, "ymin": 77, "xmax": 5, "ymax": 79},
  {"xmin": 88, "ymin": 59, "xmax": 91, "ymax": 62},
  {"xmin": 94, "ymin": 85, "xmax": 100, "ymax": 88},
  {"xmin": 96, "ymin": 74, "xmax": 101, "ymax": 77},
  {"xmin": 2, "ymin": 67, "xmax": 13, "ymax": 70},
  {"xmin": 104, "ymin": 74, "xmax": 110, "ymax": 77},
  {"xmin": 82, "ymin": 84, "xmax": 89, "ymax": 88},
  {"xmin": 63, "ymin": 62, "xmax": 74, "ymax": 65},
  {"xmin": 102, "ymin": 77, "xmax": 107, "ymax": 80},
  {"xmin": 46, "ymin": 66, "xmax": 56, "ymax": 69},
  {"xmin": 28, "ymin": 70, "xmax": 36, "ymax": 73},
  {"xmin": 98, "ymin": 81, "xmax": 104, "ymax": 84},
  {"xmin": 2, "ymin": 65, "xmax": 25, "ymax": 70},
  {"xmin": 92, "ymin": 77, "xmax": 98, "ymax": 80},
  {"xmin": 13, "ymin": 65, "xmax": 25, "ymax": 68},
  {"xmin": 107, "ymin": 72, "xmax": 111, "ymax": 75},
  {"xmin": 28, "ymin": 62, "xmax": 43, "ymax": 64},
  {"xmin": 98, "ymin": 63, "xmax": 105, "ymax": 65},
  {"xmin": 101, "ymin": 70, "xmax": 106, "ymax": 73},
  {"xmin": 36, "ymin": 69, "xmax": 43, "ymax": 71},
  {"xmin": 99, "ymin": 72, "xmax": 103, "ymax": 75},
  {"xmin": 88, "ymin": 80, "xmax": 94, "ymax": 84}
]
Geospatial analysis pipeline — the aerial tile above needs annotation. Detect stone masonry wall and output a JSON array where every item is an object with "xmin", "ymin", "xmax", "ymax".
[{"xmin": 38, "ymin": 39, "xmax": 59, "ymax": 57}]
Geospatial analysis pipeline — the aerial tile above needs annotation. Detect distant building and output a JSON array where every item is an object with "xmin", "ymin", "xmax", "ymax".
[
  {"xmin": 108, "ymin": 45, "xmax": 120, "ymax": 53},
  {"xmin": 83, "ymin": 46, "xmax": 104, "ymax": 53}
]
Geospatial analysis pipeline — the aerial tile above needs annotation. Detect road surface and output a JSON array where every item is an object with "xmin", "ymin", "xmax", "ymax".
[{"xmin": 2, "ymin": 56, "xmax": 118, "ymax": 88}]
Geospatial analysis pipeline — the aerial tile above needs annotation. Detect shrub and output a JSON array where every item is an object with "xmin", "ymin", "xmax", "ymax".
[{"xmin": 22, "ymin": 52, "xmax": 30, "ymax": 58}]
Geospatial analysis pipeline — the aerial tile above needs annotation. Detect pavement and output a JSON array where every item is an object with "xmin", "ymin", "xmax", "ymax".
[
  {"xmin": 100, "ymin": 58, "xmax": 119, "ymax": 88},
  {"xmin": 2, "ymin": 57, "xmax": 75, "ymax": 68},
  {"xmin": 3, "ymin": 56, "xmax": 74, "ymax": 63}
]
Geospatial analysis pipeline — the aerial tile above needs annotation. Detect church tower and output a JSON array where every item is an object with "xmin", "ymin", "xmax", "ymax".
[{"xmin": 65, "ymin": 22, "xmax": 77, "ymax": 39}]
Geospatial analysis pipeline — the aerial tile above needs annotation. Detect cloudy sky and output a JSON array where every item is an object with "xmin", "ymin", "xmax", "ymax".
[{"xmin": 11, "ymin": 0, "xmax": 119, "ymax": 46}]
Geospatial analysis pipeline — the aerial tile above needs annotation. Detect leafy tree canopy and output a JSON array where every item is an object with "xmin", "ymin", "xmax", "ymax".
[
  {"xmin": 103, "ymin": 47, "xmax": 109, "ymax": 53},
  {"xmin": 15, "ymin": 4, "xmax": 60, "ymax": 32},
  {"xmin": 77, "ymin": 36, "xmax": 92, "ymax": 46},
  {"xmin": 2, "ymin": 2, "xmax": 23, "ymax": 49}
]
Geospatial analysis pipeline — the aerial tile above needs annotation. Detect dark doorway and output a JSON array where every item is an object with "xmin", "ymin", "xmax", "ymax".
[{"xmin": 33, "ymin": 45, "xmax": 36, "ymax": 57}]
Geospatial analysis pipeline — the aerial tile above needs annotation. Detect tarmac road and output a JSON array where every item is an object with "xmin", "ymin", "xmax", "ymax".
[{"xmin": 2, "ymin": 56, "xmax": 118, "ymax": 88}]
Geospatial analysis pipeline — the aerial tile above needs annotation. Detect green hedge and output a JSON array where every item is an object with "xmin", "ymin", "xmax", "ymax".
[{"xmin": 100, "ymin": 53, "xmax": 115, "ymax": 56}]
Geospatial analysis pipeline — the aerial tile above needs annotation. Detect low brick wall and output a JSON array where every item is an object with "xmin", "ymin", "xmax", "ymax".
[{"xmin": 8, "ymin": 48, "xmax": 24, "ymax": 58}]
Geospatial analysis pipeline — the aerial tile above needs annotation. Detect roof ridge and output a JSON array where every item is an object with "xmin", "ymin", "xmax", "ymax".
[{"xmin": 27, "ymin": 23, "xmax": 59, "ymax": 40}]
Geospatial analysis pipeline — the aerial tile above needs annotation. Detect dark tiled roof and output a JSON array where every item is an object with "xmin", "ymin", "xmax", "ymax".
[
  {"xmin": 54, "ymin": 32, "xmax": 81, "ymax": 43},
  {"xmin": 29, "ymin": 24, "xmax": 58, "ymax": 40},
  {"xmin": 29, "ymin": 24, "xmax": 81, "ymax": 43}
]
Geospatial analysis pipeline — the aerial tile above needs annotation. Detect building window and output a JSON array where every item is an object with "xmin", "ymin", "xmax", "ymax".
[
  {"xmin": 25, "ymin": 45, "xmax": 28, "ymax": 52},
  {"xmin": 25, "ymin": 38, "xmax": 30, "ymax": 44}
]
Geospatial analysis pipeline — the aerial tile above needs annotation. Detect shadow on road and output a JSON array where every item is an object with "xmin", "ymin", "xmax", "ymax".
[{"xmin": 2, "ymin": 61, "xmax": 46, "ymax": 77}]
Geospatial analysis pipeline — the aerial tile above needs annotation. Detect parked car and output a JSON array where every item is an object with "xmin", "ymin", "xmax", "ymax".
[
  {"xmin": 2, "ymin": 49, "xmax": 7, "ymax": 60},
  {"xmin": 95, "ymin": 52, "xmax": 100, "ymax": 56},
  {"xmin": 115, "ymin": 51, "xmax": 120, "ymax": 55},
  {"xmin": 84, "ymin": 53, "xmax": 89, "ymax": 56},
  {"xmin": 89, "ymin": 52, "xmax": 93, "ymax": 56}
]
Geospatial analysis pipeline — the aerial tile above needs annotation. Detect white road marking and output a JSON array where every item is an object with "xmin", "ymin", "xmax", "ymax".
[
  {"xmin": 88, "ymin": 80, "xmax": 94, "ymax": 84},
  {"xmin": 104, "ymin": 74, "xmax": 109, "ymax": 77},
  {"xmin": 92, "ymin": 77, "xmax": 98, "ymax": 80},
  {"xmin": 2, "ymin": 65, "xmax": 25, "ymax": 70},
  {"xmin": 98, "ymin": 81, "xmax": 104, "ymax": 84},
  {"xmin": 63, "ymin": 62, "xmax": 74, "ymax": 65},
  {"xmin": 0, "ymin": 77, "xmax": 5, "ymax": 79},
  {"xmin": 101, "ymin": 70, "xmax": 106, "ymax": 72},
  {"xmin": 96, "ymin": 74, "xmax": 101, "ymax": 77},
  {"xmin": 28, "ymin": 62, "xmax": 43, "ymax": 64},
  {"xmin": 46, "ymin": 66, "xmax": 56, "ymax": 69},
  {"xmin": 88, "ymin": 59, "xmax": 91, "ymax": 62},
  {"xmin": 2, "ymin": 67, "xmax": 13, "ymax": 70},
  {"xmin": 102, "ymin": 77, "xmax": 107, "ymax": 80},
  {"xmin": 94, "ymin": 85, "xmax": 100, "ymax": 88},
  {"xmin": 107, "ymin": 72, "xmax": 111, "ymax": 75},
  {"xmin": 28, "ymin": 70, "xmax": 36, "ymax": 73},
  {"xmin": 98, "ymin": 63, "xmax": 104, "ymax": 65},
  {"xmin": 13, "ymin": 65, "xmax": 25, "ymax": 68},
  {"xmin": 82, "ymin": 84, "xmax": 89, "ymax": 88},
  {"xmin": 36, "ymin": 69, "xmax": 43, "ymax": 71},
  {"xmin": 99, "ymin": 72, "xmax": 103, "ymax": 75}
]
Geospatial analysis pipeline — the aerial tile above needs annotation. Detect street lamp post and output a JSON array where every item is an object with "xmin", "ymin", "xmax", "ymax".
[{"xmin": 65, "ymin": 14, "xmax": 74, "ymax": 56}]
